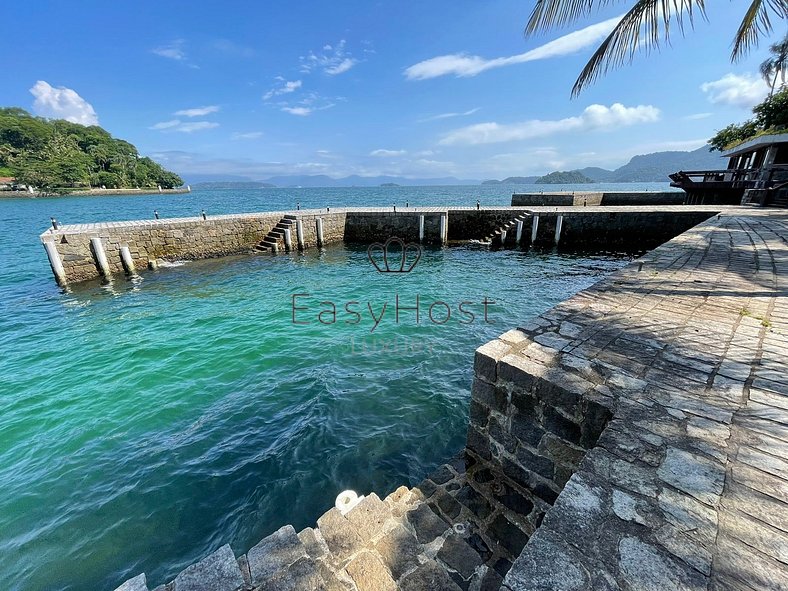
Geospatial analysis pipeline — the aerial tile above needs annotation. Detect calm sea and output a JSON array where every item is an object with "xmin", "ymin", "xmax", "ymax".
[{"xmin": 0, "ymin": 183, "xmax": 667, "ymax": 590}]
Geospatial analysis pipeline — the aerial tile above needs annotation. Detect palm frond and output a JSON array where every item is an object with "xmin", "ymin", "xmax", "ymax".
[
  {"xmin": 732, "ymin": 0, "xmax": 788, "ymax": 60},
  {"xmin": 570, "ymin": 0, "xmax": 706, "ymax": 96},
  {"xmin": 526, "ymin": 0, "xmax": 599, "ymax": 35}
]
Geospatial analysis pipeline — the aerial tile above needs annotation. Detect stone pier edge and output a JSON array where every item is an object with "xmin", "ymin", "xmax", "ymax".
[{"xmin": 103, "ymin": 206, "xmax": 788, "ymax": 590}]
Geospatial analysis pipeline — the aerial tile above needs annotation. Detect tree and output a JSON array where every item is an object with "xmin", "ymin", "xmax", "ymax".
[
  {"xmin": 0, "ymin": 107, "xmax": 183, "ymax": 193},
  {"xmin": 708, "ymin": 86, "xmax": 788, "ymax": 150},
  {"xmin": 760, "ymin": 34, "xmax": 788, "ymax": 95},
  {"xmin": 526, "ymin": 0, "xmax": 788, "ymax": 96}
]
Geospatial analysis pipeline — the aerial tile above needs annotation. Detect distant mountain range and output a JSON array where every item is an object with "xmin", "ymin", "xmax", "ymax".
[
  {"xmin": 483, "ymin": 146, "xmax": 722, "ymax": 185},
  {"xmin": 183, "ymin": 146, "xmax": 724, "ymax": 188}
]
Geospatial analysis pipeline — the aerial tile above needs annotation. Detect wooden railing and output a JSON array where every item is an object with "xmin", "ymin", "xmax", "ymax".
[{"xmin": 670, "ymin": 164, "xmax": 788, "ymax": 189}]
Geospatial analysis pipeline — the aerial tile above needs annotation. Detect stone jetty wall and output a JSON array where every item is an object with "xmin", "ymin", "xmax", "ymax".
[
  {"xmin": 40, "ymin": 205, "xmax": 718, "ymax": 285},
  {"xmin": 512, "ymin": 191, "xmax": 686, "ymax": 207},
  {"xmin": 41, "ymin": 213, "xmax": 284, "ymax": 284},
  {"xmin": 344, "ymin": 210, "xmax": 445, "ymax": 244}
]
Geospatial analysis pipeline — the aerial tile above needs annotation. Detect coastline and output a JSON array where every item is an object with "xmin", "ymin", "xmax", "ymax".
[{"xmin": 0, "ymin": 187, "xmax": 190, "ymax": 199}]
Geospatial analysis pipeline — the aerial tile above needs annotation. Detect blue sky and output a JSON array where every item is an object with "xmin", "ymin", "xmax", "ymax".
[{"xmin": 1, "ymin": 0, "xmax": 780, "ymax": 179}]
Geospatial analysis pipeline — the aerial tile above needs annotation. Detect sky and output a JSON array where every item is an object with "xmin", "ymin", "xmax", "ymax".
[{"xmin": 1, "ymin": 0, "xmax": 782, "ymax": 180}]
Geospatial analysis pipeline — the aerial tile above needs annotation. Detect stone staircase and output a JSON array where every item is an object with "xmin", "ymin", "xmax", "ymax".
[
  {"xmin": 484, "ymin": 214, "xmax": 530, "ymax": 248},
  {"xmin": 113, "ymin": 451, "xmax": 542, "ymax": 591},
  {"xmin": 255, "ymin": 215, "xmax": 297, "ymax": 253}
]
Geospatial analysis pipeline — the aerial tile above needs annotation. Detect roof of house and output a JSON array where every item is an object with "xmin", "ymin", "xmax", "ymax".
[
  {"xmin": 723, "ymin": 132, "xmax": 788, "ymax": 158},
  {"xmin": 0, "ymin": 177, "xmax": 15, "ymax": 183}
]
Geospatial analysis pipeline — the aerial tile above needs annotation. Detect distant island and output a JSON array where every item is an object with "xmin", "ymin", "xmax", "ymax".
[
  {"xmin": 175, "ymin": 146, "xmax": 723, "ymax": 189},
  {"xmin": 192, "ymin": 181, "xmax": 276, "ymax": 190},
  {"xmin": 535, "ymin": 170, "xmax": 595, "ymax": 184},
  {"xmin": 0, "ymin": 107, "xmax": 183, "ymax": 194}
]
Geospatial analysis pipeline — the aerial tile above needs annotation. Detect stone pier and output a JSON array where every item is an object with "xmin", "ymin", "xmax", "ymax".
[
  {"xmin": 40, "ymin": 205, "xmax": 721, "ymax": 286},
  {"xmin": 109, "ymin": 208, "xmax": 788, "ymax": 590}
]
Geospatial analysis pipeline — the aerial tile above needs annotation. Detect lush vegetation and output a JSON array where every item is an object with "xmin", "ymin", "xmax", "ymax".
[
  {"xmin": 535, "ymin": 170, "xmax": 595, "ymax": 184},
  {"xmin": 709, "ymin": 87, "xmax": 788, "ymax": 151},
  {"xmin": 0, "ymin": 107, "xmax": 182, "ymax": 193}
]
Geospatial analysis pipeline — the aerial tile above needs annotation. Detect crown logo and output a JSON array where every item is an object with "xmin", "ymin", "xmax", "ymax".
[{"xmin": 367, "ymin": 237, "xmax": 422, "ymax": 273}]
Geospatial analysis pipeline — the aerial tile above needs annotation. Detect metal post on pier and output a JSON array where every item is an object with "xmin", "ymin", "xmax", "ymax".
[
  {"xmin": 119, "ymin": 245, "xmax": 136, "ymax": 275},
  {"xmin": 516, "ymin": 220, "xmax": 524, "ymax": 244},
  {"xmin": 501, "ymin": 230, "xmax": 507, "ymax": 245},
  {"xmin": 296, "ymin": 219, "xmax": 305, "ymax": 250},
  {"xmin": 42, "ymin": 238, "xmax": 67, "ymax": 287},
  {"xmin": 531, "ymin": 215, "xmax": 540, "ymax": 244},
  {"xmin": 554, "ymin": 215, "xmax": 564, "ymax": 245},
  {"xmin": 90, "ymin": 236, "xmax": 111, "ymax": 278},
  {"xmin": 439, "ymin": 214, "xmax": 448, "ymax": 245},
  {"xmin": 284, "ymin": 228, "xmax": 293, "ymax": 252},
  {"xmin": 419, "ymin": 215, "xmax": 425, "ymax": 243},
  {"xmin": 316, "ymin": 218, "xmax": 324, "ymax": 247}
]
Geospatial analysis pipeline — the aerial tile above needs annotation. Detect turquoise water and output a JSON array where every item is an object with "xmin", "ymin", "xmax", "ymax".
[{"xmin": 0, "ymin": 184, "xmax": 656, "ymax": 590}]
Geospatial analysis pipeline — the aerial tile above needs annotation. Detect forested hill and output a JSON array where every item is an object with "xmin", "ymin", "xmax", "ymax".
[{"xmin": 0, "ymin": 107, "xmax": 183, "ymax": 192}]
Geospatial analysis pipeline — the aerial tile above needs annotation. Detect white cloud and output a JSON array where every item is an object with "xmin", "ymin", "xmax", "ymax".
[
  {"xmin": 152, "ymin": 40, "xmax": 187, "ymax": 61},
  {"xmin": 300, "ymin": 40, "xmax": 359, "ymax": 75},
  {"xmin": 29, "ymin": 81, "xmax": 98, "ymax": 125},
  {"xmin": 175, "ymin": 105, "xmax": 220, "ymax": 117},
  {"xmin": 370, "ymin": 149, "xmax": 407, "ymax": 157},
  {"xmin": 404, "ymin": 16, "xmax": 622, "ymax": 80},
  {"xmin": 177, "ymin": 121, "xmax": 219, "ymax": 132},
  {"xmin": 420, "ymin": 108, "xmax": 481, "ymax": 122},
  {"xmin": 440, "ymin": 103, "xmax": 660, "ymax": 145},
  {"xmin": 282, "ymin": 106, "xmax": 312, "ymax": 116},
  {"xmin": 149, "ymin": 119, "xmax": 219, "ymax": 132},
  {"xmin": 683, "ymin": 112, "xmax": 712, "ymax": 120},
  {"xmin": 150, "ymin": 119, "xmax": 181, "ymax": 130},
  {"xmin": 263, "ymin": 79, "xmax": 303, "ymax": 101},
  {"xmin": 700, "ymin": 73, "xmax": 769, "ymax": 109},
  {"xmin": 231, "ymin": 131, "xmax": 264, "ymax": 140}
]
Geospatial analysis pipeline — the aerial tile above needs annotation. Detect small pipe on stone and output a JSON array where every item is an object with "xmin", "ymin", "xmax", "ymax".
[
  {"xmin": 50, "ymin": 217, "xmax": 59, "ymax": 230},
  {"xmin": 297, "ymin": 202, "xmax": 300, "ymax": 211},
  {"xmin": 476, "ymin": 200, "xmax": 480, "ymax": 210},
  {"xmin": 154, "ymin": 210, "xmax": 159, "ymax": 220},
  {"xmin": 393, "ymin": 204, "xmax": 397, "ymax": 212},
  {"xmin": 201, "ymin": 210, "xmax": 207, "ymax": 220}
]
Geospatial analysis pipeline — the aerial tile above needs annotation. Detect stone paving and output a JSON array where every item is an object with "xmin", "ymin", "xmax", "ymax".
[{"xmin": 113, "ymin": 210, "xmax": 788, "ymax": 591}]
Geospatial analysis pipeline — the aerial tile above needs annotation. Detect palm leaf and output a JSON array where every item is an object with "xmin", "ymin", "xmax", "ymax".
[
  {"xmin": 731, "ymin": 0, "xmax": 788, "ymax": 60},
  {"xmin": 526, "ymin": 0, "xmax": 600, "ymax": 35},
  {"xmin": 570, "ymin": 0, "xmax": 706, "ymax": 96}
]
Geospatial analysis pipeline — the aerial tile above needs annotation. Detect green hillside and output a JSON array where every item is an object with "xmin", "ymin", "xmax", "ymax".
[{"xmin": 0, "ymin": 107, "xmax": 182, "ymax": 193}]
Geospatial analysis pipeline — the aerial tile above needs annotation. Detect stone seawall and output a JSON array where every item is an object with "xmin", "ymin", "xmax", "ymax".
[
  {"xmin": 512, "ymin": 191, "xmax": 686, "ymax": 207},
  {"xmin": 42, "ymin": 206, "xmax": 724, "ymax": 286},
  {"xmin": 41, "ymin": 213, "xmax": 284, "ymax": 284}
]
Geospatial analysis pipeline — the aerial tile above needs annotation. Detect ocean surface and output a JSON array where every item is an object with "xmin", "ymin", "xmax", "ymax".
[{"xmin": 0, "ymin": 183, "xmax": 666, "ymax": 590}]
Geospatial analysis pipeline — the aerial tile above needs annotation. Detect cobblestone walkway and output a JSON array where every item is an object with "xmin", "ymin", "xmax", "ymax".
[{"xmin": 115, "ymin": 211, "xmax": 788, "ymax": 591}]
